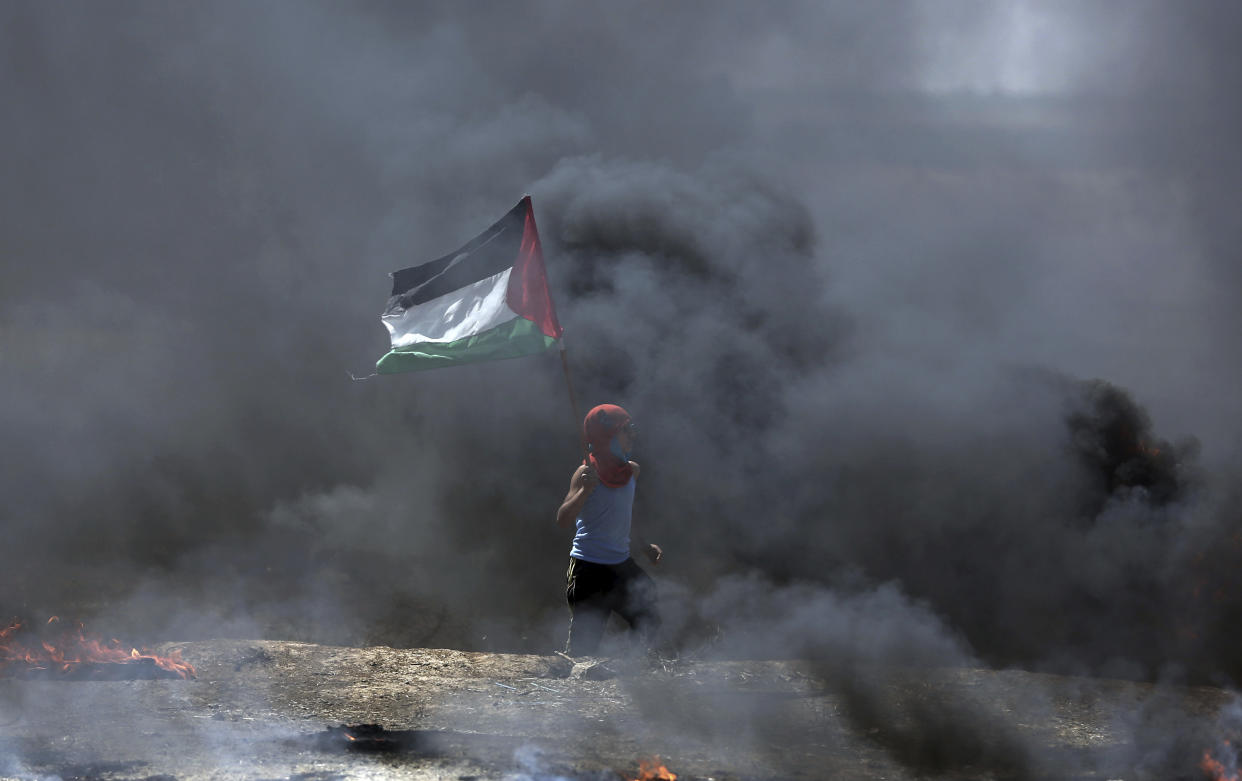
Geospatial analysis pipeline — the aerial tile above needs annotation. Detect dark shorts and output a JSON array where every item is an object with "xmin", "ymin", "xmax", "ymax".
[{"xmin": 564, "ymin": 556, "xmax": 660, "ymax": 656}]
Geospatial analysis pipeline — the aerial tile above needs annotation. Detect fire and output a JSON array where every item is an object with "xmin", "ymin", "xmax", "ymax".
[
  {"xmin": 629, "ymin": 756, "xmax": 677, "ymax": 781},
  {"xmin": 0, "ymin": 618, "xmax": 195, "ymax": 679},
  {"xmin": 1202, "ymin": 742, "xmax": 1239, "ymax": 781}
]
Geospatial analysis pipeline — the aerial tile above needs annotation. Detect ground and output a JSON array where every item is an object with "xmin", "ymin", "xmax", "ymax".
[{"xmin": 0, "ymin": 640, "xmax": 1233, "ymax": 780}]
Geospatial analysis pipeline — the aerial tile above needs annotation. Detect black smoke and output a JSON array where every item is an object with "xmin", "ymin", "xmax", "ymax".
[{"xmin": 3, "ymin": 1, "xmax": 1242, "ymax": 776}]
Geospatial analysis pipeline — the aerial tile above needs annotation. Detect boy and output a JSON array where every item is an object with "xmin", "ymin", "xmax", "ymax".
[{"xmin": 556, "ymin": 404, "xmax": 662, "ymax": 656}]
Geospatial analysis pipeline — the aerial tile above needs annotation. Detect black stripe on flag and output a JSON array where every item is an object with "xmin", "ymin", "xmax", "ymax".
[{"xmin": 386, "ymin": 199, "xmax": 527, "ymax": 312}]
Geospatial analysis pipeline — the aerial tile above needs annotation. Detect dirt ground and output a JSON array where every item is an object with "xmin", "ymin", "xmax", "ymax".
[{"xmin": 0, "ymin": 640, "xmax": 1233, "ymax": 780}]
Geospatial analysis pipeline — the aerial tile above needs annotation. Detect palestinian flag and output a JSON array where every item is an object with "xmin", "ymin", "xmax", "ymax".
[{"xmin": 377, "ymin": 196, "xmax": 563, "ymax": 374}]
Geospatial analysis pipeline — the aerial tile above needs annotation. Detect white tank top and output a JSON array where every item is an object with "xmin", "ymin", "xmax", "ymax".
[{"xmin": 570, "ymin": 478, "xmax": 635, "ymax": 565}]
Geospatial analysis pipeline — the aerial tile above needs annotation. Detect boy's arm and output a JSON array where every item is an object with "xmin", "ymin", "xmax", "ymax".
[
  {"xmin": 556, "ymin": 464, "xmax": 598, "ymax": 529},
  {"xmin": 627, "ymin": 461, "xmax": 663, "ymax": 565}
]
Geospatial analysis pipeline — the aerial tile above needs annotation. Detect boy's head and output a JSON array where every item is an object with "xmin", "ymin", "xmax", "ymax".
[{"xmin": 584, "ymin": 404, "xmax": 635, "ymax": 458}]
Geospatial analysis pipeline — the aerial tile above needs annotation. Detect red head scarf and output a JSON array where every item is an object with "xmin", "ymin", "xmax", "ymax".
[{"xmin": 584, "ymin": 403, "xmax": 634, "ymax": 487}]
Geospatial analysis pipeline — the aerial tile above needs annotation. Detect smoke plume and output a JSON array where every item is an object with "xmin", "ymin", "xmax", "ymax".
[{"xmin": 3, "ymin": 1, "xmax": 1242, "ymax": 776}]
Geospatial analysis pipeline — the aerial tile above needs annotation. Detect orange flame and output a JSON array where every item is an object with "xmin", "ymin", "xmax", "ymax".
[
  {"xmin": 1202, "ymin": 742, "xmax": 1239, "ymax": 781},
  {"xmin": 629, "ymin": 756, "xmax": 677, "ymax": 781},
  {"xmin": 0, "ymin": 618, "xmax": 195, "ymax": 679}
]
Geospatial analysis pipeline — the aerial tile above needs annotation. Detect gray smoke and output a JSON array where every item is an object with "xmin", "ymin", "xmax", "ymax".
[{"xmin": 3, "ymin": 1, "xmax": 1242, "ymax": 776}]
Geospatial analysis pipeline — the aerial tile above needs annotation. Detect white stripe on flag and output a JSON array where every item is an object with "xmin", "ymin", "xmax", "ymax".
[{"xmin": 382, "ymin": 268, "xmax": 517, "ymax": 347}]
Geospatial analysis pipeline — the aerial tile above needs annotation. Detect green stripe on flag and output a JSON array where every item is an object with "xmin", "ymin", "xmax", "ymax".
[{"xmin": 376, "ymin": 316, "xmax": 559, "ymax": 374}]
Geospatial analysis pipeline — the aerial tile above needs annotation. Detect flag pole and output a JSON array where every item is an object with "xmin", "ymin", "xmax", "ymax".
[
  {"xmin": 522, "ymin": 193, "xmax": 583, "ymax": 462},
  {"xmin": 558, "ymin": 341, "xmax": 588, "ymax": 462}
]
